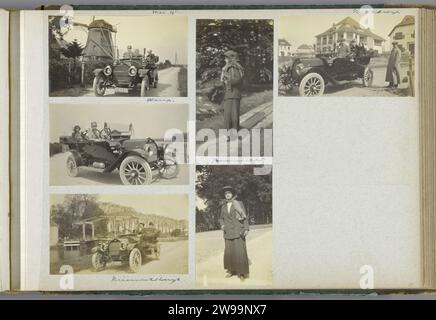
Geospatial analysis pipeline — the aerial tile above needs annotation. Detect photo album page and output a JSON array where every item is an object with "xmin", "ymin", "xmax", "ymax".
[{"xmin": 18, "ymin": 7, "xmax": 422, "ymax": 291}]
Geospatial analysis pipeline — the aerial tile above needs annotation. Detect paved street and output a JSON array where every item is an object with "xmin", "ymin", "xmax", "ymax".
[
  {"xmin": 50, "ymin": 152, "xmax": 189, "ymax": 186},
  {"xmin": 196, "ymin": 226, "xmax": 273, "ymax": 288},
  {"xmin": 76, "ymin": 240, "xmax": 188, "ymax": 275}
]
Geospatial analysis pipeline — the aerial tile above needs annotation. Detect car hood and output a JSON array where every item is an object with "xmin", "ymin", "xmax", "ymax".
[
  {"xmin": 296, "ymin": 57, "xmax": 325, "ymax": 68},
  {"xmin": 122, "ymin": 138, "xmax": 162, "ymax": 150}
]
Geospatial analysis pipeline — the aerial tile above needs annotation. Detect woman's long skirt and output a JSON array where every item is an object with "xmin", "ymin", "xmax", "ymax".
[{"xmin": 223, "ymin": 237, "xmax": 249, "ymax": 275}]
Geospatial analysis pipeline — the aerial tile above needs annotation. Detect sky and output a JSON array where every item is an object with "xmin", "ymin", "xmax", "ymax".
[
  {"xmin": 279, "ymin": 14, "xmax": 409, "ymax": 50},
  {"xmin": 61, "ymin": 15, "xmax": 188, "ymax": 64},
  {"xmin": 50, "ymin": 103, "xmax": 188, "ymax": 142},
  {"xmin": 51, "ymin": 194, "xmax": 189, "ymax": 221}
]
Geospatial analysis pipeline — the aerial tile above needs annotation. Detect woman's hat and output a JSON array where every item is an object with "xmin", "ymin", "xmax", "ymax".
[{"xmin": 222, "ymin": 185, "xmax": 237, "ymax": 195}]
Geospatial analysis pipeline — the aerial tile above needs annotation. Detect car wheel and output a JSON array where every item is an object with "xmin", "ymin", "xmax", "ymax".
[
  {"xmin": 119, "ymin": 156, "xmax": 153, "ymax": 185},
  {"xmin": 299, "ymin": 72, "xmax": 325, "ymax": 97},
  {"xmin": 159, "ymin": 158, "xmax": 179, "ymax": 179},
  {"xmin": 93, "ymin": 74, "xmax": 106, "ymax": 97},
  {"xmin": 362, "ymin": 67, "xmax": 373, "ymax": 87},
  {"xmin": 91, "ymin": 252, "xmax": 106, "ymax": 272},
  {"xmin": 66, "ymin": 154, "xmax": 79, "ymax": 177},
  {"xmin": 140, "ymin": 77, "xmax": 149, "ymax": 97},
  {"xmin": 129, "ymin": 248, "xmax": 142, "ymax": 273}
]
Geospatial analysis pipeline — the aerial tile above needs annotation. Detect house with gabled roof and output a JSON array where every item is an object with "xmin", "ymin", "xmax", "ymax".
[
  {"xmin": 315, "ymin": 16, "xmax": 385, "ymax": 54},
  {"xmin": 388, "ymin": 15, "xmax": 415, "ymax": 55}
]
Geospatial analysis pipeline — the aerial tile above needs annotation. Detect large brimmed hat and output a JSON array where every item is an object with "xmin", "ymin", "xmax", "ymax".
[
  {"xmin": 222, "ymin": 185, "xmax": 237, "ymax": 195},
  {"xmin": 224, "ymin": 50, "xmax": 239, "ymax": 60}
]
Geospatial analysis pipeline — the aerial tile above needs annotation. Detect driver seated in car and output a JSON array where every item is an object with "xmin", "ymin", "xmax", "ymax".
[
  {"xmin": 336, "ymin": 38, "xmax": 351, "ymax": 58},
  {"xmin": 85, "ymin": 121, "xmax": 102, "ymax": 140},
  {"xmin": 139, "ymin": 222, "xmax": 160, "ymax": 244}
]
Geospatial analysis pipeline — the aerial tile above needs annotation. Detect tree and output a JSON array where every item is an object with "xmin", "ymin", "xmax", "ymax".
[
  {"xmin": 196, "ymin": 19, "xmax": 273, "ymax": 87},
  {"xmin": 196, "ymin": 166, "xmax": 272, "ymax": 230},
  {"xmin": 61, "ymin": 39, "xmax": 84, "ymax": 71}
]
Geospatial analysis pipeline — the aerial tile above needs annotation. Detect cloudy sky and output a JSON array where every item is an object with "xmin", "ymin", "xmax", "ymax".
[
  {"xmin": 51, "ymin": 194, "xmax": 189, "ymax": 221},
  {"xmin": 61, "ymin": 15, "xmax": 188, "ymax": 64},
  {"xmin": 50, "ymin": 103, "xmax": 188, "ymax": 142},
  {"xmin": 279, "ymin": 14, "xmax": 409, "ymax": 50}
]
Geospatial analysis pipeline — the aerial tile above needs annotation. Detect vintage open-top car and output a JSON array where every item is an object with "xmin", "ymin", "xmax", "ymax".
[
  {"xmin": 93, "ymin": 53, "xmax": 159, "ymax": 97},
  {"xmin": 60, "ymin": 124, "xmax": 179, "ymax": 185},
  {"xmin": 91, "ymin": 230, "xmax": 160, "ymax": 273},
  {"xmin": 279, "ymin": 47, "xmax": 374, "ymax": 96}
]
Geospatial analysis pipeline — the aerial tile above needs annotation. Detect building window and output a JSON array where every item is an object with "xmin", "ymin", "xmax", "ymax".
[{"xmin": 393, "ymin": 32, "xmax": 405, "ymax": 40}]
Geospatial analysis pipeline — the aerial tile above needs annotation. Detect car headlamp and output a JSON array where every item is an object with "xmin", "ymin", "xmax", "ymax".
[
  {"xmin": 120, "ymin": 242, "xmax": 127, "ymax": 251},
  {"xmin": 295, "ymin": 63, "xmax": 304, "ymax": 75},
  {"xmin": 128, "ymin": 66, "xmax": 137, "ymax": 77},
  {"xmin": 144, "ymin": 143, "xmax": 155, "ymax": 156},
  {"xmin": 100, "ymin": 243, "xmax": 108, "ymax": 251},
  {"xmin": 103, "ymin": 65, "xmax": 112, "ymax": 76}
]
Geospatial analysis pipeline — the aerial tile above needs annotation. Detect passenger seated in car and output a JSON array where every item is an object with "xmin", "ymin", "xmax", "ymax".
[
  {"xmin": 139, "ymin": 222, "xmax": 160, "ymax": 243},
  {"xmin": 72, "ymin": 125, "xmax": 84, "ymax": 141},
  {"xmin": 100, "ymin": 122, "xmax": 112, "ymax": 140}
]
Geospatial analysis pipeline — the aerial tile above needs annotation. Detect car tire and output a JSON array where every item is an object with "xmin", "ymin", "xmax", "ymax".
[
  {"xmin": 362, "ymin": 67, "xmax": 374, "ymax": 87},
  {"xmin": 299, "ymin": 72, "xmax": 325, "ymax": 97},
  {"xmin": 91, "ymin": 252, "xmax": 106, "ymax": 272},
  {"xmin": 129, "ymin": 248, "xmax": 142, "ymax": 273},
  {"xmin": 93, "ymin": 74, "xmax": 106, "ymax": 97},
  {"xmin": 140, "ymin": 77, "xmax": 149, "ymax": 97},
  {"xmin": 66, "ymin": 153, "xmax": 79, "ymax": 177},
  {"xmin": 119, "ymin": 156, "xmax": 153, "ymax": 185}
]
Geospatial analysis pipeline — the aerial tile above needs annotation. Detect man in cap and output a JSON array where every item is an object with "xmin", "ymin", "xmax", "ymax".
[
  {"xmin": 123, "ymin": 45, "xmax": 134, "ymax": 58},
  {"xmin": 86, "ymin": 121, "xmax": 101, "ymax": 140},
  {"xmin": 221, "ymin": 50, "xmax": 244, "ymax": 141},
  {"xmin": 385, "ymin": 41, "xmax": 402, "ymax": 88},
  {"xmin": 218, "ymin": 185, "xmax": 250, "ymax": 280}
]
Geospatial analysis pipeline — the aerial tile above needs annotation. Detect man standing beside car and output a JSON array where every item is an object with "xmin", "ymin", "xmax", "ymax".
[{"xmin": 385, "ymin": 41, "xmax": 402, "ymax": 88}]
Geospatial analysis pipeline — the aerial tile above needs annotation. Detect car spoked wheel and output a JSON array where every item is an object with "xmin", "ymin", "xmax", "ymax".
[
  {"xmin": 66, "ymin": 154, "xmax": 79, "ymax": 177},
  {"xmin": 91, "ymin": 252, "xmax": 106, "ymax": 272},
  {"xmin": 119, "ymin": 156, "xmax": 153, "ymax": 185},
  {"xmin": 279, "ymin": 72, "xmax": 293, "ymax": 92},
  {"xmin": 160, "ymin": 158, "xmax": 180, "ymax": 179},
  {"xmin": 93, "ymin": 74, "xmax": 106, "ymax": 97},
  {"xmin": 299, "ymin": 72, "xmax": 325, "ymax": 96},
  {"xmin": 362, "ymin": 67, "xmax": 374, "ymax": 87},
  {"xmin": 129, "ymin": 248, "xmax": 142, "ymax": 273}
]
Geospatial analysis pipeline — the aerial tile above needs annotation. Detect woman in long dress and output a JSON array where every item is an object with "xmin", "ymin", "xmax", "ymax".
[{"xmin": 218, "ymin": 185, "xmax": 250, "ymax": 280}]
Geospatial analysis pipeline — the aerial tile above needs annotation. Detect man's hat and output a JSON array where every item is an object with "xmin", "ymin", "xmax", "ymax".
[
  {"xmin": 392, "ymin": 41, "xmax": 398, "ymax": 45},
  {"xmin": 91, "ymin": 121, "xmax": 97, "ymax": 127},
  {"xmin": 222, "ymin": 185, "xmax": 237, "ymax": 195},
  {"xmin": 224, "ymin": 50, "xmax": 239, "ymax": 60}
]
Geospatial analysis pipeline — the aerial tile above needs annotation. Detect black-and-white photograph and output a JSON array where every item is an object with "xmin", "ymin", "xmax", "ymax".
[
  {"xmin": 49, "ymin": 15, "xmax": 188, "ymax": 97},
  {"xmin": 50, "ymin": 194, "xmax": 189, "ymax": 275},
  {"xmin": 196, "ymin": 165, "xmax": 272, "ymax": 287},
  {"xmin": 49, "ymin": 104, "xmax": 188, "ymax": 186},
  {"xmin": 278, "ymin": 14, "xmax": 415, "ymax": 97},
  {"xmin": 196, "ymin": 20, "xmax": 273, "ymax": 157}
]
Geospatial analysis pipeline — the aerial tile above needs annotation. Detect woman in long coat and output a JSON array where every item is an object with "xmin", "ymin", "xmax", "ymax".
[
  {"xmin": 218, "ymin": 186, "xmax": 250, "ymax": 280},
  {"xmin": 385, "ymin": 42, "xmax": 402, "ymax": 88}
]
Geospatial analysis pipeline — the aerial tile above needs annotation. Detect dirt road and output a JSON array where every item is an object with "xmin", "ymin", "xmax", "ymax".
[
  {"xmin": 51, "ymin": 67, "xmax": 181, "ymax": 97},
  {"xmin": 50, "ymin": 152, "xmax": 189, "ymax": 186},
  {"xmin": 76, "ymin": 240, "xmax": 188, "ymax": 275},
  {"xmin": 196, "ymin": 226, "xmax": 273, "ymax": 288}
]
